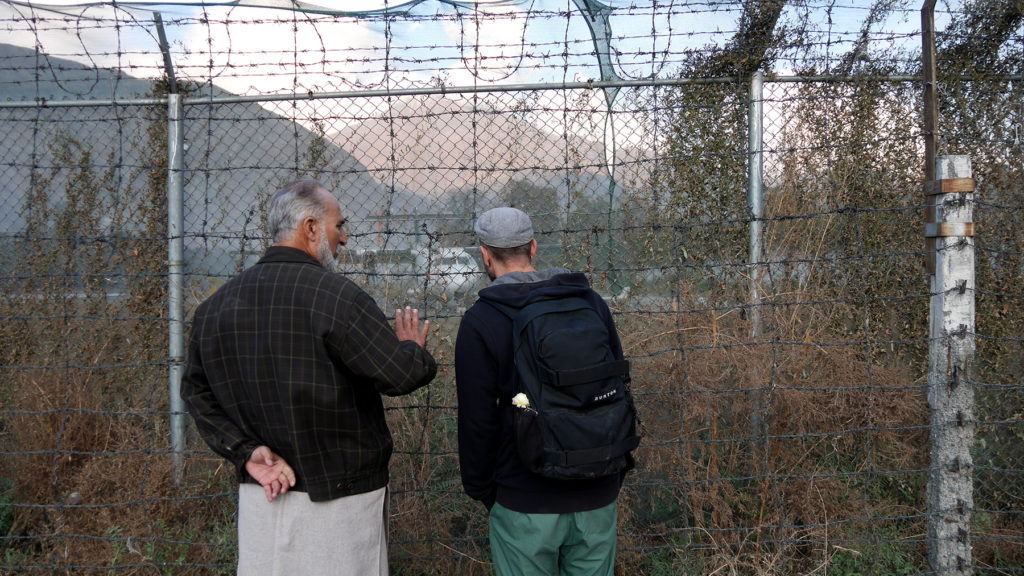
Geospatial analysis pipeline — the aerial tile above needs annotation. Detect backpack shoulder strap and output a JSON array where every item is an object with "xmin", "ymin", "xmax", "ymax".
[
  {"xmin": 508, "ymin": 296, "xmax": 591, "ymax": 335},
  {"xmin": 481, "ymin": 296, "xmax": 592, "ymax": 331}
]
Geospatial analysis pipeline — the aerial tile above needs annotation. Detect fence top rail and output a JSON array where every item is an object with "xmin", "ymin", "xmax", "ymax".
[
  {"xmin": 0, "ymin": 74, "xmax": 925, "ymax": 110},
  {"xmin": 2, "ymin": 73, "xmax": 1018, "ymax": 109},
  {"xmin": 0, "ymin": 96, "xmax": 167, "ymax": 109}
]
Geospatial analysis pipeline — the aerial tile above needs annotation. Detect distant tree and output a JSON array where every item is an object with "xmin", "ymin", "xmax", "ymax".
[
  {"xmin": 303, "ymin": 119, "xmax": 330, "ymax": 177},
  {"xmin": 563, "ymin": 191, "xmax": 612, "ymax": 276},
  {"xmin": 438, "ymin": 187, "xmax": 490, "ymax": 247},
  {"xmin": 702, "ymin": 0, "xmax": 788, "ymax": 78},
  {"xmin": 634, "ymin": 0, "xmax": 790, "ymax": 297},
  {"xmin": 50, "ymin": 133, "xmax": 109, "ymax": 309},
  {"xmin": 499, "ymin": 178, "xmax": 560, "ymax": 240},
  {"xmin": 122, "ymin": 76, "xmax": 171, "ymax": 331}
]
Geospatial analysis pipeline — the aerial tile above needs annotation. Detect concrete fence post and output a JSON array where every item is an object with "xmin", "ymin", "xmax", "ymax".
[{"xmin": 925, "ymin": 155, "xmax": 975, "ymax": 575}]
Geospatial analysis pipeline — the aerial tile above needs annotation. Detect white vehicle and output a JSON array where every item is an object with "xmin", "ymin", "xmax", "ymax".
[
  {"xmin": 347, "ymin": 245, "xmax": 482, "ymax": 310},
  {"xmin": 409, "ymin": 246, "xmax": 482, "ymax": 305}
]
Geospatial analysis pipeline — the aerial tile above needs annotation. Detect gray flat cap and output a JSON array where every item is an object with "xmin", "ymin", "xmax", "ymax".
[{"xmin": 475, "ymin": 207, "xmax": 534, "ymax": 248}]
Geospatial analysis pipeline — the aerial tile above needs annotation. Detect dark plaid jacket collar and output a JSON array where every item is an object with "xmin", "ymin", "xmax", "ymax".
[{"xmin": 258, "ymin": 245, "xmax": 320, "ymax": 266}]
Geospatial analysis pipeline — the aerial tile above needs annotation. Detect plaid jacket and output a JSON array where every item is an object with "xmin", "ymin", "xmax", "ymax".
[{"xmin": 182, "ymin": 246, "xmax": 437, "ymax": 502}]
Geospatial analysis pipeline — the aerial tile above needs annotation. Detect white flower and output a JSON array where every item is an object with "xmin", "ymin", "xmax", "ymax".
[{"xmin": 512, "ymin": 393, "xmax": 531, "ymax": 409}]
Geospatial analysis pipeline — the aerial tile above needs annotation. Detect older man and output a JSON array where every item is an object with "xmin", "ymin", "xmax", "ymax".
[{"xmin": 183, "ymin": 177, "xmax": 437, "ymax": 576}]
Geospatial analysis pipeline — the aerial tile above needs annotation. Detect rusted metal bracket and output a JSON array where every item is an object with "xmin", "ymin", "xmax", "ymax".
[
  {"xmin": 924, "ymin": 178, "xmax": 976, "ymax": 196},
  {"xmin": 926, "ymin": 222, "xmax": 975, "ymax": 238},
  {"xmin": 924, "ymin": 177, "xmax": 976, "ymax": 270}
]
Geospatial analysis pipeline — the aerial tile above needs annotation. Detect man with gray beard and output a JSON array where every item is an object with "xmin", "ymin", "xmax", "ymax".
[{"xmin": 182, "ymin": 177, "xmax": 437, "ymax": 576}]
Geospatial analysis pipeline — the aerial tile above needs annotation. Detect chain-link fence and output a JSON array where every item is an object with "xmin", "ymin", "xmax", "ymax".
[{"xmin": 1, "ymin": 1, "xmax": 1022, "ymax": 574}]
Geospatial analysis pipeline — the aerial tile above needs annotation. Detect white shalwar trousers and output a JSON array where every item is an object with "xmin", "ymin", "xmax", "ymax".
[{"xmin": 237, "ymin": 483, "xmax": 388, "ymax": 576}]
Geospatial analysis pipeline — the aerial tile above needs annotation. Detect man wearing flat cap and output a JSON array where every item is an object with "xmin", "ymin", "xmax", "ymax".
[{"xmin": 455, "ymin": 207, "xmax": 628, "ymax": 576}]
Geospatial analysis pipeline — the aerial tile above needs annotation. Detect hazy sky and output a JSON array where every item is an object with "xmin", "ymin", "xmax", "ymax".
[{"xmin": 1, "ymin": 0, "xmax": 939, "ymax": 98}]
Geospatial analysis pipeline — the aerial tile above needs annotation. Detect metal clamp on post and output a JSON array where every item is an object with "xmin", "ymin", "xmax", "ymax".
[
  {"xmin": 923, "ymin": 177, "xmax": 976, "ymax": 197},
  {"xmin": 924, "ymin": 177, "xmax": 976, "ymax": 239},
  {"xmin": 925, "ymin": 222, "xmax": 974, "ymax": 238}
]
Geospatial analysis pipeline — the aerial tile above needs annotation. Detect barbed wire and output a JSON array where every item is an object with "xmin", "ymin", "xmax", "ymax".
[{"xmin": 1, "ymin": 0, "xmax": 1022, "ymax": 574}]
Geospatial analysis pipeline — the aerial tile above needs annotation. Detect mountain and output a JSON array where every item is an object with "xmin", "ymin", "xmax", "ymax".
[
  {"xmin": 328, "ymin": 93, "xmax": 647, "ymax": 207},
  {"xmin": 0, "ymin": 43, "xmax": 162, "ymax": 102},
  {"xmin": 0, "ymin": 42, "xmax": 424, "ymax": 277},
  {"xmin": 0, "ymin": 43, "xmax": 650, "ymax": 280}
]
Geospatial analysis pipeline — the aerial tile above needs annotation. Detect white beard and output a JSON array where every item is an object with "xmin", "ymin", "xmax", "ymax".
[{"xmin": 315, "ymin": 224, "xmax": 341, "ymax": 272}]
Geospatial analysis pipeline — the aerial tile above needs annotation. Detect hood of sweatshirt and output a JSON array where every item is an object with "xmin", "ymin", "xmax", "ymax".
[{"xmin": 476, "ymin": 268, "xmax": 594, "ymax": 310}]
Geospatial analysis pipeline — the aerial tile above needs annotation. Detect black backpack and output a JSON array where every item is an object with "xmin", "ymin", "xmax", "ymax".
[{"xmin": 485, "ymin": 295, "xmax": 640, "ymax": 480}]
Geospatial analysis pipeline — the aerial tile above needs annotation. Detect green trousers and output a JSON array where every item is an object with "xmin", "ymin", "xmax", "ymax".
[{"xmin": 488, "ymin": 501, "xmax": 617, "ymax": 576}]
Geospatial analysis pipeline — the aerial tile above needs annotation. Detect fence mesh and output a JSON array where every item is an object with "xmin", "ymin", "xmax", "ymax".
[{"xmin": 1, "ymin": 1, "xmax": 1022, "ymax": 574}]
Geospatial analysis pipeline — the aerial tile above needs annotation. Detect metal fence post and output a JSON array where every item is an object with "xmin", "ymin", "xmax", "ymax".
[
  {"xmin": 168, "ymin": 93, "xmax": 186, "ymax": 484},
  {"xmin": 747, "ymin": 71, "xmax": 766, "ymax": 453},
  {"xmin": 925, "ymin": 155, "xmax": 975, "ymax": 576},
  {"xmin": 748, "ymin": 70, "xmax": 764, "ymax": 340},
  {"xmin": 922, "ymin": 0, "xmax": 938, "ymax": 274}
]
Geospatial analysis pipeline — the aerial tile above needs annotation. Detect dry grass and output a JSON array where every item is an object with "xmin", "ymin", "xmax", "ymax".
[{"xmin": 1, "ymin": 293, "xmax": 1019, "ymax": 575}]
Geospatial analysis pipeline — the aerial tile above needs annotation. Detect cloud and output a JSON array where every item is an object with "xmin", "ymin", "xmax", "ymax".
[
  {"xmin": 177, "ymin": 7, "xmax": 383, "ymax": 95},
  {"xmin": 1, "ymin": 2, "xmax": 166, "ymax": 75},
  {"xmin": 440, "ymin": 3, "xmax": 531, "ymax": 84}
]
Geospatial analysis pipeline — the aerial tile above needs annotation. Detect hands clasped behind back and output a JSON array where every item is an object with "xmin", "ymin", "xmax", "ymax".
[{"xmin": 245, "ymin": 446, "xmax": 296, "ymax": 503}]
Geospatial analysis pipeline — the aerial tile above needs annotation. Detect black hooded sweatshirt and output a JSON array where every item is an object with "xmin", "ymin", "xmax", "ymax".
[{"xmin": 455, "ymin": 269, "xmax": 624, "ymax": 513}]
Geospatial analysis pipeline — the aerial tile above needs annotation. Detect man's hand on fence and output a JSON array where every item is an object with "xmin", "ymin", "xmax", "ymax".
[
  {"xmin": 245, "ymin": 446, "xmax": 296, "ymax": 503},
  {"xmin": 395, "ymin": 306, "xmax": 430, "ymax": 348}
]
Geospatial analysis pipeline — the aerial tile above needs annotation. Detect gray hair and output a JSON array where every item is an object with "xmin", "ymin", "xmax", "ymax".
[{"xmin": 267, "ymin": 178, "xmax": 329, "ymax": 243}]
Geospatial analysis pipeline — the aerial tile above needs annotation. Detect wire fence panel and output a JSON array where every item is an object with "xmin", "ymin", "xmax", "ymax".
[{"xmin": 1, "ymin": 1, "xmax": 1022, "ymax": 574}]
